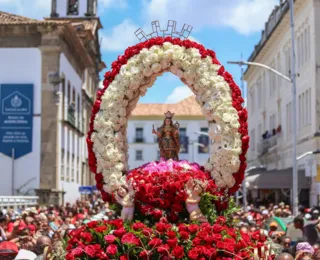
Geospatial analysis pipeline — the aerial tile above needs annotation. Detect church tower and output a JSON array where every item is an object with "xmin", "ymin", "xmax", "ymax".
[{"xmin": 51, "ymin": 0, "xmax": 97, "ymax": 18}]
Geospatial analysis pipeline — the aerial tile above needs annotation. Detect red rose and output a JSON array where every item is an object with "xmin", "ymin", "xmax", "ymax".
[
  {"xmin": 155, "ymin": 222, "xmax": 167, "ymax": 233},
  {"xmin": 84, "ymin": 245, "xmax": 96, "ymax": 258},
  {"xmin": 212, "ymin": 224, "xmax": 223, "ymax": 233},
  {"xmin": 120, "ymin": 255, "xmax": 128, "ymax": 260},
  {"xmin": 148, "ymin": 238, "xmax": 162, "ymax": 247},
  {"xmin": 142, "ymin": 227, "xmax": 152, "ymax": 237},
  {"xmin": 216, "ymin": 216, "xmax": 227, "ymax": 225},
  {"xmin": 132, "ymin": 222, "xmax": 145, "ymax": 231},
  {"xmin": 66, "ymin": 253, "xmax": 75, "ymax": 260},
  {"xmin": 167, "ymin": 238, "xmax": 178, "ymax": 248},
  {"xmin": 179, "ymin": 231, "xmax": 189, "ymax": 240},
  {"xmin": 113, "ymin": 227, "xmax": 126, "ymax": 238},
  {"xmin": 172, "ymin": 203, "xmax": 183, "ymax": 212},
  {"xmin": 104, "ymin": 234, "xmax": 116, "ymax": 244},
  {"xmin": 106, "ymin": 244, "xmax": 117, "ymax": 255},
  {"xmin": 81, "ymin": 232, "xmax": 93, "ymax": 243},
  {"xmin": 172, "ymin": 245, "xmax": 184, "ymax": 259},
  {"xmin": 192, "ymin": 237, "xmax": 202, "ymax": 246},
  {"xmin": 95, "ymin": 225, "xmax": 107, "ymax": 233},
  {"xmin": 110, "ymin": 219, "xmax": 123, "ymax": 229},
  {"xmin": 71, "ymin": 247, "xmax": 83, "ymax": 257},
  {"xmin": 157, "ymin": 244, "xmax": 170, "ymax": 255},
  {"xmin": 188, "ymin": 248, "xmax": 199, "ymax": 260},
  {"xmin": 166, "ymin": 230, "xmax": 176, "ymax": 239},
  {"xmin": 188, "ymin": 224, "xmax": 199, "ymax": 233},
  {"xmin": 121, "ymin": 233, "xmax": 140, "ymax": 246}
]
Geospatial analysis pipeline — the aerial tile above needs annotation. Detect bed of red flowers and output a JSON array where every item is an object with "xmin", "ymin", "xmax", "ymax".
[
  {"xmin": 65, "ymin": 216, "xmax": 269, "ymax": 260},
  {"xmin": 124, "ymin": 160, "xmax": 229, "ymax": 224}
]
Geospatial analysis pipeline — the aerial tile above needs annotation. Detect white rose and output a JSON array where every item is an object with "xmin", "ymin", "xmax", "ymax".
[
  {"xmin": 143, "ymin": 66, "xmax": 153, "ymax": 77},
  {"xmin": 151, "ymin": 63, "xmax": 162, "ymax": 73}
]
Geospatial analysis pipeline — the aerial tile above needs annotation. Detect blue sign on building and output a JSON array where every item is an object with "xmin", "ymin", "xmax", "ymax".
[{"xmin": 0, "ymin": 84, "xmax": 34, "ymax": 159}]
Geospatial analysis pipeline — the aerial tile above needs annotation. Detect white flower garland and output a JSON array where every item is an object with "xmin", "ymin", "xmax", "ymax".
[{"xmin": 90, "ymin": 43, "xmax": 242, "ymax": 193}]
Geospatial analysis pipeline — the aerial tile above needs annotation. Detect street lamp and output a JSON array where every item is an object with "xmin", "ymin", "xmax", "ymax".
[{"xmin": 227, "ymin": 0, "xmax": 298, "ymax": 215}]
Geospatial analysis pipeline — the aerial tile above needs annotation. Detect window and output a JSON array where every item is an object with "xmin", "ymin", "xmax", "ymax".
[
  {"xmin": 67, "ymin": 81, "xmax": 71, "ymax": 105},
  {"xmin": 269, "ymin": 62, "xmax": 276, "ymax": 97},
  {"xmin": 135, "ymin": 150, "xmax": 143, "ymax": 161},
  {"xmin": 76, "ymin": 157, "xmax": 79, "ymax": 184},
  {"xmin": 257, "ymin": 78, "xmax": 261, "ymax": 109},
  {"xmin": 270, "ymin": 114, "xmax": 276, "ymax": 134},
  {"xmin": 157, "ymin": 151, "xmax": 160, "ymax": 160},
  {"xmin": 66, "ymin": 151, "xmax": 70, "ymax": 182},
  {"xmin": 67, "ymin": 0, "xmax": 79, "ymax": 15},
  {"xmin": 179, "ymin": 128, "xmax": 188, "ymax": 153},
  {"xmin": 258, "ymin": 124, "xmax": 262, "ymax": 140},
  {"xmin": 135, "ymin": 128, "xmax": 144, "ymax": 142},
  {"xmin": 71, "ymin": 155, "xmax": 75, "ymax": 182},
  {"xmin": 250, "ymin": 129, "xmax": 255, "ymax": 151},
  {"xmin": 250, "ymin": 87, "xmax": 255, "ymax": 111},
  {"xmin": 198, "ymin": 128, "xmax": 209, "ymax": 153},
  {"xmin": 308, "ymin": 88, "xmax": 311, "ymax": 124},
  {"xmin": 62, "ymin": 78, "xmax": 65, "ymax": 120},
  {"xmin": 297, "ymin": 35, "xmax": 301, "ymax": 68},
  {"xmin": 299, "ymin": 95, "xmax": 302, "ymax": 129},
  {"xmin": 61, "ymin": 149, "xmax": 65, "ymax": 181},
  {"xmin": 302, "ymin": 92, "xmax": 305, "ymax": 127},
  {"xmin": 277, "ymin": 53, "xmax": 281, "ymax": 89},
  {"xmin": 286, "ymin": 102, "xmax": 292, "ymax": 136},
  {"xmin": 307, "ymin": 26, "xmax": 310, "ymax": 60}
]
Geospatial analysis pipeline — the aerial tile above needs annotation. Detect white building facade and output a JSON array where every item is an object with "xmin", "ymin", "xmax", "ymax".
[
  {"xmin": 0, "ymin": 0, "xmax": 105, "ymax": 204},
  {"xmin": 128, "ymin": 96, "xmax": 210, "ymax": 169},
  {"xmin": 244, "ymin": 0, "xmax": 320, "ymax": 206}
]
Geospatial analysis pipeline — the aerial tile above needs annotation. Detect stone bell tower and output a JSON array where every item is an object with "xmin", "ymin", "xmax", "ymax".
[{"xmin": 50, "ymin": 0, "xmax": 97, "ymax": 18}]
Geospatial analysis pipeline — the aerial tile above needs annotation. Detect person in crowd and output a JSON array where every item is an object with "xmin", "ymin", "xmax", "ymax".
[{"xmin": 276, "ymin": 252, "xmax": 294, "ymax": 260}]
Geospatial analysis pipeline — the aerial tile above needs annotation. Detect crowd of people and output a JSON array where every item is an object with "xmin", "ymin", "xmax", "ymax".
[
  {"xmin": 0, "ymin": 194, "xmax": 115, "ymax": 259},
  {"xmin": 0, "ymin": 197, "xmax": 320, "ymax": 259},
  {"xmin": 235, "ymin": 202, "xmax": 320, "ymax": 259}
]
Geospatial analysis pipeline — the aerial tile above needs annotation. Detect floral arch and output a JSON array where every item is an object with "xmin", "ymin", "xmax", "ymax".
[{"xmin": 87, "ymin": 37, "xmax": 249, "ymax": 201}]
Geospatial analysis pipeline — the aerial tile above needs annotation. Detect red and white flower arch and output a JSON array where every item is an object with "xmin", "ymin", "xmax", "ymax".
[{"xmin": 87, "ymin": 37, "xmax": 249, "ymax": 200}]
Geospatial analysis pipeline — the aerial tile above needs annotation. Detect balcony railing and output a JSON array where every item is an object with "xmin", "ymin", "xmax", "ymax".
[
  {"xmin": 134, "ymin": 137, "xmax": 144, "ymax": 143},
  {"xmin": 258, "ymin": 135, "xmax": 278, "ymax": 155},
  {"xmin": 0, "ymin": 196, "xmax": 38, "ymax": 209}
]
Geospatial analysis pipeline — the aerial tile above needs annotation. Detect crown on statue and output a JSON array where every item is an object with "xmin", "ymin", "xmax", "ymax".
[
  {"xmin": 164, "ymin": 111, "xmax": 175, "ymax": 119},
  {"xmin": 135, "ymin": 20, "xmax": 193, "ymax": 42}
]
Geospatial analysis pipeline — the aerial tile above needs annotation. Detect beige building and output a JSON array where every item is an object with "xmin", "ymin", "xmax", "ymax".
[
  {"xmin": 244, "ymin": 0, "xmax": 320, "ymax": 206},
  {"xmin": 128, "ymin": 96, "xmax": 210, "ymax": 169},
  {"xmin": 0, "ymin": 0, "xmax": 105, "ymax": 204}
]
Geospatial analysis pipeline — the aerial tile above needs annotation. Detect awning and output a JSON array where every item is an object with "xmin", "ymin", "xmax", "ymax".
[{"xmin": 246, "ymin": 168, "xmax": 310, "ymax": 189}]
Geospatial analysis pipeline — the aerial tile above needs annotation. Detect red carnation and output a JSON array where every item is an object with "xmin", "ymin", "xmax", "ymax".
[
  {"xmin": 87, "ymin": 221, "xmax": 98, "ymax": 229},
  {"xmin": 84, "ymin": 245, "xmax": 96, "ymax": 258},
  {"xmin": 121, "ymin": 233, "xmax": 140, "ymax": 246},
  {"xmin": 132, "ymin": 222, "xmax": 145, "ymax": 231},
  {"xmin": 71, "ymin": 247, "xmax": 83, "ymax": 257},
  {"xmin": 179, "ymin": 230, "xmax": 189, "ymax": 240},
  {"xmin": 212, "ymin": 224, "xmax": 223, "ymax": 233},
  {"xmin": 106, "ymin": 244, "xmax": 118, "ymax": 255},
  {"xmin": 94, "ymin": 225, "xmax": 107, "ymax": 233},
  {"xmin": 113, "ymin": 227, "xmax": 126, "ymax": 238},
  {"xmin": 104, "ymin": 234, "xmax": 116, "ymax": 244},
  {"xmin": 167, "ymin": 238, "xmax": 178, "ymax": 248},
  {"xmin": 216, "ymin": 216, "xmax": 227, "ymax": 225},
  {"xmin": 166, "ymin": 230, "xmax": 176, "ymax": 239}
]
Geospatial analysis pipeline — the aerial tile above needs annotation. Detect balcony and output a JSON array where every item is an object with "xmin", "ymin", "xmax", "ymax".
[
  {"xmin": 258, "ymin": 135, "xmax": 278, "ymax": 155},
  {"xmin": 67, "ymin": 111, "xmax": 76, "ymax": 128}
]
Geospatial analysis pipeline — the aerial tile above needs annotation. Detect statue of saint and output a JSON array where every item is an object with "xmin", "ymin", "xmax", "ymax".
[{"xmin": 152, "ymin": 111, "xmax": 180, "ymax": 161}]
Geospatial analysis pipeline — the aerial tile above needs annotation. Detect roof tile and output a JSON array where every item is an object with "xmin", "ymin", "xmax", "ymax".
[{"xmin": 131, "ymin": 96, "xmax": 203, "ymax": 117}]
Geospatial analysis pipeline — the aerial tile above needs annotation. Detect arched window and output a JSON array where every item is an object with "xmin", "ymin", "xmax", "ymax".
[{"xmin": 67, "ymin": 0, "xmax": 79, "ymax": 15}]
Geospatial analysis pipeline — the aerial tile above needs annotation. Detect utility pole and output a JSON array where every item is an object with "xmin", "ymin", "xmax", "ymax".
[{"xmin": 289, "ymin": 0, "xmax": 298, "ymax": 216}]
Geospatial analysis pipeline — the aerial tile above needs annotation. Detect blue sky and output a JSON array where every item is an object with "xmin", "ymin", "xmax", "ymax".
[{"xmin": 0, "ymin": 0, "xmax": 279, "ymax": 104}]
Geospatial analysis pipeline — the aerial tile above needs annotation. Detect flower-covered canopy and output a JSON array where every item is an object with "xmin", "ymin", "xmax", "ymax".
[{"xmin": 87, "ymin": 37, "xmax": 249, "ymax": 200}]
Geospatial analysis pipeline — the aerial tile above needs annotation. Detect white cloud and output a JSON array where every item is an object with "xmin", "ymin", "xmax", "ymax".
[
  {"xmin": 0, "ymin": 0, "xmax": 50, "ymax": 19},
  {"xmin": 144, "ymin": 0, "xmax": 278, "ymax": 35},
  {"xmin": 100, "ymin": 19, "xmax": 139, "ymax": 51},
  {"xmin": 166, "ymin": 86, "xmax": 193, "ymax": 103}
]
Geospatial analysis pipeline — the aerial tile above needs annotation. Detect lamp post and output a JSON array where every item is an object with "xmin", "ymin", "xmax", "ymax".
[{"xmin": 227, "ymin": 0, "xmax": 298, "ymax": 215}]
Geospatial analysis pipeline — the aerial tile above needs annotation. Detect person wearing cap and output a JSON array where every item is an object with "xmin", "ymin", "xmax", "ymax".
[
  {"xmin": 14, "ymin": 249, "xmax": 37, "ymax": 260},
  {"xmin": 269, "ymin": 221, "xmax": 278, "ymax": 237},
  {"xmin": 295, "ymin": 242, "xmax": 314, "ymax": 260}
]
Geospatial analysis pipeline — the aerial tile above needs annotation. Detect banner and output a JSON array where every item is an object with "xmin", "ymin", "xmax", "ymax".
[{"xmin": 0, "ymin": 84, "xmax": 34, "ymax": 159}]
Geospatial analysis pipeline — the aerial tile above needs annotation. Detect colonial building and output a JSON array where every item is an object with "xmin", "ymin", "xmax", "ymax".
[
  {"xmin": 0, "ymin": 0, "xmax": 105, "ymax": 204},
  {"xmin": 244, "ymin": 0, "xmax": 320, "ymax": 206},
  {"xmin": 127, "ymin": 96, "xmax": 210, "ymax": 169}
]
